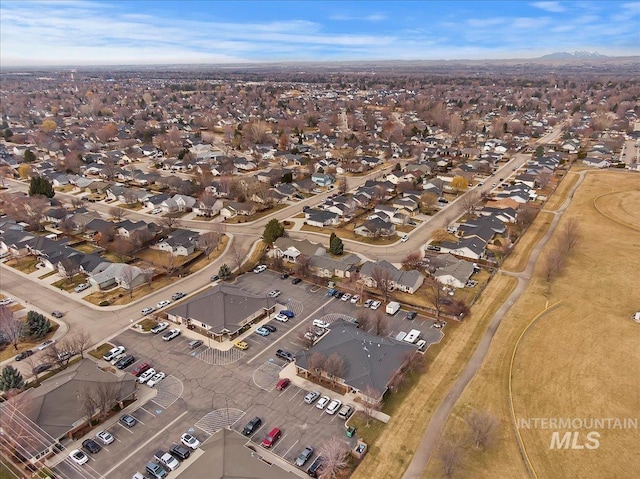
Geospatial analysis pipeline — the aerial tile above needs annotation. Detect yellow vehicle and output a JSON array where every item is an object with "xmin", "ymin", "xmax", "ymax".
[{"xmin": 234, "ymin": 340, "xmax": 248, "ymax": 351}]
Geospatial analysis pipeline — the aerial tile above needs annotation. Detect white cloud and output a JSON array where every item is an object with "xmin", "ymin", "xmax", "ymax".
[
  {"xmin": 531, "ymin": 1, "xmax": 566, "ymax": 13},
  {"xmin": 329, "ymin": 13, "xmax": 387, "ymax": 22}
]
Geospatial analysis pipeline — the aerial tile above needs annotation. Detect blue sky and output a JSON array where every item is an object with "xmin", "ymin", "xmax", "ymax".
[{"xmin": 1, "ymin": 1, "xmax": 638, "ymax": 66}]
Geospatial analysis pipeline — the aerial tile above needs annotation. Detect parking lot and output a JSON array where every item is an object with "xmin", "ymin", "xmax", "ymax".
[{"xmin": 52, "ymin": 270, "xmax": 446, "ymax": 478}]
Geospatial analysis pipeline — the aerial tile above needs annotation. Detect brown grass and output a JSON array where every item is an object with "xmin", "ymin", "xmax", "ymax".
[
  {"xmin": 300, "ymin": 223, "xmax": 398, "ymax": 245},
  {"xmin": 421, "ymin": 171, "xmax": 640, "ymax": 479},
  {"xmin": 223, "ymin": 204, "xmax": 287, "ymax": 224},
  {"xmin": 545, "ymin": 171, "xmax": 579, "ymax": 211},
  {"xmin": 89, "ymin": 343, "xmax": 114, "ymax": 360},
  {"xmin": 0, "ymin": 323, "xmax": 60, "ymax": 362},
  {"xmin": 351, "ymin": 273, "xmax": 518, "ymax": 479},
  {"xmin": 4, "ymin": 256, "xmax": 39, "ymax": 274},
  {"xmin": 501, "ymin": 211, "xmax": 554, "ymax": 273}
]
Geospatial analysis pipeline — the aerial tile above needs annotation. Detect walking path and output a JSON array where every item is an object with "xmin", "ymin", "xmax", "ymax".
[{"xmin": 401, "ymin": 171, "xmax": 587, "ymax": 478}]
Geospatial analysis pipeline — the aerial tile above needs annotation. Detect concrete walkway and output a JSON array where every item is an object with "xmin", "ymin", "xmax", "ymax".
[{"xmin": 401, "ymin": 171, "xmax": 587, "ymax": 479}]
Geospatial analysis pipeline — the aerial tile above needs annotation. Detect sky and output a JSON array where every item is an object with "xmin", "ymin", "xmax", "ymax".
[{"xmin": 1, "ymin": 0, "xmax": 639, "ymax": 66}]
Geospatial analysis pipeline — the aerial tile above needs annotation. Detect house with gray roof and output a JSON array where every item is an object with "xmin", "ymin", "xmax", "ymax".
[
  {"xmin": 359, "ymin": 260, "xmax": 425, "ymax": 294},
  {"xmin": 439, "ymin": 237, "xmax": 487, "ymax": 260},
  {"xmin": 152, "ymin": 228, "xmax": 200, "ymax": 256},
  {"xmin": 305, "ymin": 209, "xmax": 339, "ymax": 227},
  {"xmin": 354, "ymin": 218, "xmax": 396, "ymax": 237},
  {"xmin": 433, "ymin": 259, "xmax": 475, "ymax": 289},
  {"xmin": 309, "ymin": 253, "xmax": 361, "ymax": 278},
  {"xmin": 273, "ymin": 237, "xmax": 326, "ymax": 263},
  {"xmin": 294, "ymin": 320, "xmax": 415, "ymax": 401},
  {"xmin": 166, "ymin": 284, "xmax": 273, "ymax": 341}
]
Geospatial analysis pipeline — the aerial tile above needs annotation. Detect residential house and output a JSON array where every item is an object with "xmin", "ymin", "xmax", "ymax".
[
  {"xmin": 304, "ymin": 209, "xmax": 340, "ymax": 227},
  {"xmin": 311, "ymin": 172, "xmax": 335, "ymax": 187},
  {"xmin": 273, "ymin": 237, "xmax": 326, "ymax": 263},
  {"xmin": 152, "ymin": 229, "xmax": 200, "ymax": 256},
  {"xmin": 309, "ymin": 253, "xmax": 361, "ymax": 278},
  {"xmin": 220, "ymin": 201, "xmax": 256, "ymax": 218},
  {"xmin": 354, "ymin": 218, "xmax": 396, "ymax": 237},
  {"xmin": 438, "ymin": 237, "xmax": 487, "ymax": 260},
  {"xmin": 359, "ymin": 260, "xmax": 425, "ymax": 294},
  {"xmin": 582, "ymin": 157, "xmax": 611, "ymax": 168}
]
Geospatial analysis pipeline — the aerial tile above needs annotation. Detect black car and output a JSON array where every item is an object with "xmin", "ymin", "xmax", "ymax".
[
  {"xmin": 115, "ymin": 355, "xmax": 135, "ymax": 369},
  {"xmin": 15, "ymin": 349, "xmax": 34, "ymax": 361},
  {"xmin": 405, "ymin": 311, "xmax": 417, "ymax": 320},
  {"xmin": 33, "ymin": 363, "xmax": 52, "ymax": 374},
  {"xmin": 281, "ymin": 272, "xmax": 289, "ymax": 279},
  {"xmin": 307, "ymin": 456, "xmax": 324, "ymax": 477},
  {"xmin": 292, "ymin": 277, "xmax": 302, "ymax": 284},
  {"xmin": 276, "ymin": 349, "xmax": 294, "ymax": 362},
  {"xmin": 169, "ymin": 444, "xmax": 191, "ymax": 461},
  {"xmin": 263, "ymin": 324, "xmax": 276, "ymax": 333},
  {"xmin": 334, "ymin": 291, "xmax": 343, "ymax": 299},
  {"xmin": 242, "ymin": 416, "xmax": 262, "ymax": 436},
  {"xmin": 82, "ymin": 439, "xmax": 101, "ymax": 454}
]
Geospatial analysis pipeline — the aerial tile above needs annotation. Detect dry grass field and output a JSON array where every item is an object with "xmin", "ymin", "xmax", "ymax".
[
  {"xmin": 502, "ymin": 211, "xmax": 554, "ymax": 273},
  {"xmin": 422, "ymin": 170, "xmax": 640, "ymax": 479}
]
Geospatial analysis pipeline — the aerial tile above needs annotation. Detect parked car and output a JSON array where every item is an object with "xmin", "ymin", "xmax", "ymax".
[
  {"xmin": 156, "ymin": 300, "xmax": 171, "ymax": 309},
  {"xmin": 416, "ymin": 339, "xmax": 428, "ymax": 351},
  {"xmin": 110, "ymin": 352, "xmax": 126, "ymax": 365},
  {"xmin": 33, "ymin": 363, "xmax": 52, "ymax": 374},
  {"xmin": 253, "ymin": 264, "xmax": 267, "ymax": 273},
  {"xmin": 370, "ymin": 300, "xmax": 382, "ymax": 310},
  {"xmin": 188, "ymin": 339, "xmax": 203, "ymax": 349},
  {"xmin": 267, "ymin": 289, "xmax": 281, "ymax": 298},
  {"xmin": 115, "ymin": 355, "xmax": 135, "ymax": 369},
  {"xmin": 37, "ymin": 339, "xmax": 56, "ymax": 351},
  {"xmin": 69, "ymin": 449, "xmax": 89, "ymax": 465},
  {"xmin": 145, "ymin": 461, "xmax": 167, "ymax": 479},
  {"xmin": 96, "ymin": 430, "xmax": 114, "ymax": 445},
  {"xmin": 138, "ymin": 368, "xmax": 157, "ymax": 384},
  {"xmin": 169, "ymin": 444, "xmax": 191, "ymax": 461},
  {"xmin": 363, "ymin": 299, "xmax": 373, "ymax": 308},
  {"xmin": 162, "ymin": 329, "xmax": 181, "ymax": 341},
  {"xmin": 316, "ymin": 396, "xmax": 330, "ymax": 410},
  {"xmin": 341, "ymin": 293, "xmax": 351, "ymax": 302},
  {"xmin": 338, "ymin": 404, "xmax": 354, "ymax": 420},
  {"xmin": 281, "ymin": 272, "xmax": 289, "ymax": 279},
  {"xmin": 234, "ymin": 340, "xmax": 248, "ymax": 350},
  {"xmin": 291, "ymin": 277, "xmax": 302, "ymax": 284},
  {"xmin": 304, "ymin": 390, "xmax": 320, "ymax": 404},
  {"xmin": 210, "ymin": 275, "xmax": 220, "ymax": 282},
  {"xmin": 295, "ymin": 446, "xmax": 314, "ymax": 467},
  {"xmin": 119, "ymin": 414, "xmax": 137, "ymax": 428},
  {"xmin": 103, "ymin": 345, "xmax": 125, "ymax": 361},
  {"xmin": 313, "ymin": 319, "xmax": 330, "ymax": 329},
  {"xmin": 0, "ymin": 297, "xmax": 13, "ymax": 306},
  {"xmin": 147, "ymin": 371, "xmax": 166, "ymax": 387},
  {"xmin": 307, "ymin": 456, "xmax": 324, "ymax": 477},
  {"xmin": 151, "ymin": 322, "xmax": 169, "ymax": 334},
  {"xmin": 242, "ymin": 416, "xmax": 262, "ymax": 436},
  {"xmin": 275, "ymin": 349, "xmax": 294, "ymax": 361},
  {"xmin": 255, "ymin": 327, "xmax": 270, "ymax": 337},
  {"xmin": 405, "ymin": 311, "xmax": 417, "ymax": 320},
  {"xmin": 154, "ymin": 450, "xmax": 180, "ymax": 471},
  {"xmin": 51, "ymin": 311, "xmax": 64, "ymax": 318},
  {"xmin": 131, "ymin": 362, "xmax": 151, "ymax": 377},
  {"xmin": 401, "ymin": 234, "xmax": 409, "ymax": 242},
  {"xmin": 15, "ymin": 349, "xmax": 34, "ymax": 361},
  {"xmin": 74, "ymin": 283, "xmax": 90, "ymax": 293},
  {"xmin": 261, "ymin": 427, "xmax": 281, "ymax": 448},
  {"xmin": 350, "ymin": 294, "xmax": 360, "ymax": 304},
  {"xmin": 276, "ymin": 378, "xmax": 291, "ymax": 390},
  {"xmin": 82, "ymin": 439, "xmax": 102, "ymax": 454},
  {"xmin": 263, "ymin": 324, "xmax": 276, "ymax": 333},
  {"xmin": 426, "ymin": 244, "xmax": 441, "ymax": 252},
  {"xmin": 141, "ymin": 307, "xmax": 155, "ymax": 315},
  {"xmin": 326, "ymin": 399, "xmax": 342, "ymax": 415},
  {"xmin": 281, "ymin": 310, "xmax": 295, "ymax": 318},
  {"xmin": 171, "ymin": 292, "xmax": 186, "ymax": 301},
  {"xmin": 275, "ymin": 313, "xmax": 289, "ymax": 322},
  {"xmin": 180, "ymin": 433, "xmax": 201, "ymax": 449}
]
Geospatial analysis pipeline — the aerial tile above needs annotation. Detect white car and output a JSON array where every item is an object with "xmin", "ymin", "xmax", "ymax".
[
  {"xmin": 162, "ymin": 329, "xmax": 181, "ymax": 341},
  {"xmin": 69, "ymin": 449, "xmax": 88, "ymax": 465},
  {"xmin": 157, "ymin": 451, "xmax": 180, "ymax": 471},
  {"xmin": 341, "ymin": 293, "xmax": 351, "ymax": 302},
  {"xmin": 267, "ymin": 290, "xmax": 281, "ymax": 298},
  {"xmin": 74, "ymin": 283, "xmax": 90, "ymax": 293},
  {"xmin": 151, "ymin": 207, "xmax": 162, "ymax": 214},
  {"xmin": 103, "ymin": 345, "xmax": 125, "ymax": 361},
  {"xmin": 370, "ymin": 300, "xmax": 382, "ymax": 310},
  {"xmin": 156, "ymin": 300, "xmax": 171, "ymax": 309},
  {"xmin": 253, "ymin": 264, "xmax": 267, "ymax": 273},
  {"xmin": 401, "ymin": 234, "xmax": 409, "ymax": 242},
  {"xmin": 326, "ymin": 399, "xmax": 342, "ymax": 415},
  {"xmin": 37, "ymin": 339, "xmax": 56, "ymax": 351},
  {"xmin": 275, "ymin": 313, "xmax": 289, "ymax": 322},
  {"xmin": 0, "ymin": 297, "xmax": 13, "ymax": 306},
  {"xmin": 96, "ymin": 430, "xmax": 114, "ymax": 445},
  {"xmin": 141, "ymin": 306, "xmax": 155, "ymax": 315},
  {"xmin": 147, "ymin": 371, "xmax": 166, "ymax": 387},
  {"xmin": 313, "ymin": 319, "xmax": 330, "ymax": 329},
  {"xmin": 181, "ymin": 433, "xmax": 201, "ymax": 450},
  {"xmin": 350, "ymin": 294, "xmax": 360, "ymax": 304},
  {"xmin": 110, "ymin": 352, "xmax": 126, "ymax": 365},
  {"xmin": 138, "ymin": 368, "xmax": 156, "ymax": 384},
  {"xmin": 150, "ymin": 322, "xmax": 169, "ymax": 334},
  {"xmin": 316, "ymin": 396, "xmax": 330, "ymax": 410}
]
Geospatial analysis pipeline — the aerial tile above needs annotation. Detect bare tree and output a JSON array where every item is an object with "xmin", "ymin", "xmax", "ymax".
[
  {"xmin": 43, "ymin": 338, "xmax": 75, "ymax": 369},
  {"xmin": 0, "ymin": 305, "xmax": 23, "ymax": 351},
  {"xmin": 59, "ymin": 217, "xmax": 76, "ymax": 236},
  {"xmin": 119, "ymin": 265, "xmax": 137, "ymax": 298},
  {"xmin": 430, "ymin": 228, "xmax": 450, "ymax": 243},
  {"xmin": 424, "ymin": 278, "xmax": 446, "ymax": 319},
  {"xmin": 71, "ymin": 196, "xmax": 86, "ymax": 208},
  {"xmin": 355, "ymin": 308, "xmax": 372, "ymax": 331},
  {"xmin": 161, "ymin": 215, "xmax": 182, "ymax": 230},
  {"xmin": 369, "ymin": 311, "xmax": 389, "ymax": 336},
  {"xmin": 438, "ymin": 438, "xmax": 467, "ymax": 479},
  {"xmin": 80, "ymin": 386, "xmax": 98, "ymax": 426},
  {"xmin": 559, "ymin": 217, "xmax": 581, "ymax": 253},
  {"xmin": 0, "ymin": 395, "xmax": 44, "ymax": 461},
  {"xmin": 229, "ymin": 243, "xmax": 245, "ymax": 272},
  {"xmin": 296, "ymin": 329, "xmax": 315, "ymax": 349},
  {"xmin": 109, "ymin": 205, "xmax": 127, "ymax": 221},
  {"xmin": 141, "ymin": 267, "xmax": 155, "ymax": 289},
  {"xmin": 317, "ymin": 436, "xmax": 351, "ymax": 479},
  {"xmin": 60, "ymin": 257, "xmax": 81, "ymax": 283},
  {"xmin": 370, "ymin": 266, "xmax": 393, "ymax": 302},
  {"xmin": 460, "ymin": 191, "xmax": 480, "ymax": 215},
  {"xmin": 465, "ymin": 410, "xmax": 498, "ymax": 449},
  {"xmin": 198, "ymin": 231, "xmax": 219, "ymax": 259},
  {"xmin": 69, "ymin": 328, "xmax": 92, "ymax": 359},
  {"xmin": 295, "ymin": 253, "xmax": 311, "ymax": 278},
  {"xmin": 401, "ymin": 251, "xmax": 422, "ymax": 270},
  {"xmin": 324, "ymin": 353, "xmax": 345, "ymax": 386},
  {"xmin": 307, "ymin": 352, "xmax": 326, "ymax": 378},
  {"xmin": 360, "ymin": 386, "xmax": 382, "ymax": 427},
  {"xmin": 95, "ymin": 382, "xmax": 120, "ymax": 420}
]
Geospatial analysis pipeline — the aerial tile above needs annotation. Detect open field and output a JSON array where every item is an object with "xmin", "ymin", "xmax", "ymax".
[
  {"xmin": 545, "ymin": 171, "xmax": 579, "ymax": 211},
  {"xmin": 352, "ymin": 273, "xmax": 518, "ymax": 479},
  {"xmin": 502, "ymin": 211, "xmax": 553, "ymax": 273},
  {"xmin": 422, "ymin": 170, "xmax": 640, "ymax": 479}
]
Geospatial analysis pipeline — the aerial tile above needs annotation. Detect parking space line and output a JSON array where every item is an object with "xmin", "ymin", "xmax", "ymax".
[
  {"xmin": 132, "ymin": 416, "xmax": 145, "ymax": 426},
  {"xmin": 283, "ymin": 439, "xmax": 299, "ymax": 459},
  {"xmin": 271, "ymin": 433, "xmax": 288, "ymax": 453},
  {"xmin": 288, "ymin": 389, "xmax": 302, "ymax": 402},
  {"xmin": 139, "ymin": 406, "xmax": 156, "ymax": 417},
  {"xmin": 117, "ymin": 423, "xmax": 134, "ymax": 434}
]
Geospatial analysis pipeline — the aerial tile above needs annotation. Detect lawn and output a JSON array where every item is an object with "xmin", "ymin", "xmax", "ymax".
[
  {"xmin": 224, "ymin": 204, "xmax": 287, "ymax": 224},
  {"xmin": 83, "ymin": 274, "xmax": 176, "ymax": 306},
  {"xmin": 4, "ymin": 256, "xmax": 39, "ymax": 274},
  {"xmin": 73, "ymin": 242, "xmax": 101, "ymax": 254},
  {"xmin": 421, "ymin": 171, "xmax": 640, "ymax": 479},
  {"xmin": 89, "ymin": 343, "xmax": 114, "ymax": 360},
  {"xmin": 300, "ymin": 223, "xmax": 398, "ymax": 245},
  {"xmin": 121, "ymin": 202, "xmax": 143, "ymax": 210},
  {"xmin": 51, "ymin": 274, "xmax": 87, "ymax": 292},
  {"xmin": 0, "ymin": 322, "xmax": 59, "ymax": 362},
  {"xmin": 351, "ymin": 273, "xmax": 518, "ymax": 479},
  {"xmin": 545, "ymin": 171, "xmax": 579, "ymax": 211},
  {"xmin": 501, "ymin": 211, "xmax": 554, "ymax": 273},
  {"xmin": 38, "ymin": 270, "xmax": 57, "ymax": 280}
]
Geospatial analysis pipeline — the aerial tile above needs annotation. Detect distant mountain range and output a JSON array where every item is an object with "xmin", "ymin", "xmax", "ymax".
[{"xmin": 539, "ymin": 51, "xmax": 608, "ymax": 59}]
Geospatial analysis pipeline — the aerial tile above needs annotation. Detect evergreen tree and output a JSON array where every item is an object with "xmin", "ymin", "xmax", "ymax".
[
  {"xmin": 218, "ymin": 264, "xmax": 232, "ymax": 280},
  {"xmin": 25, "ymin": 310, "xmax": 52, "ymax": 339},
  {"xmin": 23, "ymin": 149, "xmax": 36, "ymax": 163},
  {"xmin": 329, "ymin": 233, "xmax": 344, "ymax": 255},
  {"xmin": 0, "ymin": 365, "xmax": 25, "ymax": 392},
  {"xmin": 262, "ymin": 219, "xmax": 285, "ymax": 245},
  {"xmin": 28, "ymin": 176, "xmax": 55, "ymax": 198}
]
